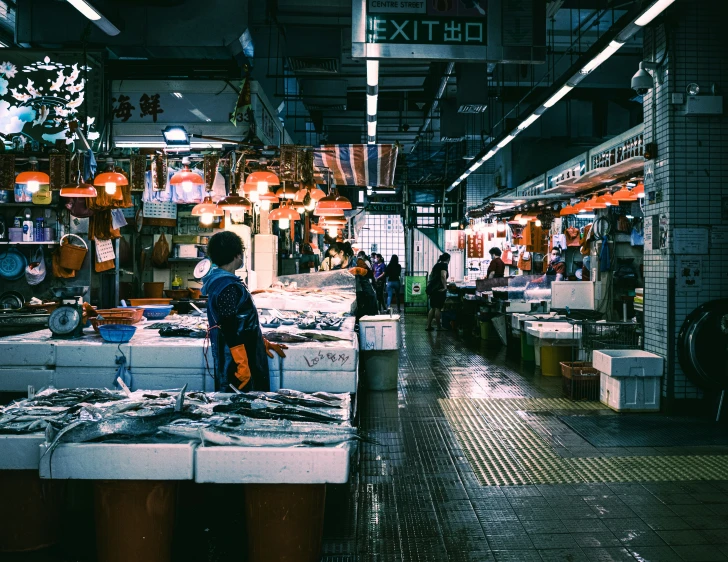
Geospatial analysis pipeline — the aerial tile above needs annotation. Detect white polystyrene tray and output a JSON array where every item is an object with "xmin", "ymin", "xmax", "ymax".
[
  {"xmin": 0, "ymin": 434, "xmax": 45, "ymax": 470},
  {"xmin": 593, "ymin": 349, "xmax": 664, "ymax": 378},
  {"xmin": 525, "ymin": 321, "xmax": 580, "ymax": 341},
  {"xmin": 39, "ymin": 442, "xmax": 197, "ymax": 480},
  {"xmin": 195, "ymin": 443, "xmax": 352, "ymax": 484}
]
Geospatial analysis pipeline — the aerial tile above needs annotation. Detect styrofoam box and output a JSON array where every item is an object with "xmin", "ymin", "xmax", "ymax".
[
  {"xmin": 593, "ymin": 350, "xmax": 664, "ymax": 378},
  {"xmin": 551, "ymin": 281, "xmax": 595, "ymax": 310},
  {"xmin": 270, "ymin": 369, "xmax": 358, "ymax": 394},
  {"xmin": 0, "ymin": 341, "xmax": 56, "ymax": 366},
  {"xmin": 39, "ymin": 442, "xmax": 197, "ymax": 480},
  {"xmin": 600, "ymin": 372, "xmax": 661, "ymax": 412},
  {"xmin": 358, "ymin": 315, "xmax": 401, "ymax": 351},
  {"xmin": 524, "ymin": 321, "xmax": 580, "ymax": 342},
  {"xmin": 253, "ymin": 234, "xmax": 278, "ymax": 254},
  {"xmin": 0, "ymin": 367, "xmax": 54, "ymax": 392},
  {"xmin": 0, "ymin": 434, "xmax": 45, "ymax": 470},
  {"xmin": 195, "ymin": 444, "xmax": 352, "ymax": 484}
]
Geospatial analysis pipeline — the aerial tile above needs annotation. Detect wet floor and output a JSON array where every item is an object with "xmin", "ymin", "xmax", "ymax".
[{"xmin": 320, "ymin": 314, "xmax": 728, "ymax": 562}]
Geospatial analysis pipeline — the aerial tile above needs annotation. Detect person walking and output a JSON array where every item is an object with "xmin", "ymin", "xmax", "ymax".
[
  {"xmin": 201, "ymin": 231, "xmax": 287, "ymax": 391},
  {"xmin": 425, "ymin": 253, "xmax": 450, "ymax": 331},
  {"xmin": 384, "ymin": 255, "xmax": 402, "ymax": 312},
  {"xmin": 373, "ymin": 253, "xmax": 386, "ymax": 311}
]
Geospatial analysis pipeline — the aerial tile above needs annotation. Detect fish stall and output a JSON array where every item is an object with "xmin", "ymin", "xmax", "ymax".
[
  {"xmin": 0, "ymin": 271, "xmax": 360, "ymax": 394},
  {"xmin": 0, "ymin": 386, "xmax": 359, "ymax": 562}
]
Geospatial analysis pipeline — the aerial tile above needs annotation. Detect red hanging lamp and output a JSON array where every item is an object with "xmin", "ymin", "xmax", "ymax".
[
  {"xmin": 16, "ymin": 157, "xmax": 50, "ymax": 194},
  {"xmin": 170, "ymin": 157, "xmax": 204, "ymax": 193},
  {"xmin": 93, "ymin": 158, "xmax": 127, "ymax": 200}
]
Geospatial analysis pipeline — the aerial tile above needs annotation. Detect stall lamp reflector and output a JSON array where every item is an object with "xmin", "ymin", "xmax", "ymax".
[
  {"xmin": 248, "ymin": 190, "xmax": 259, "ymax": 202},
  {"xmin": 366, "ymin": 59, "xmax": 379, "ymax": 87},
  {"xmin": 367, "ymin": 121, "xmax": 377, "ymax": 136},
  {"xmin": 581, "ymin": 41, "xmax": 624, "ymax": 74},
  {"xmin": 200, "ymin": 213, "xmax": 214, "ymax": 226},
  {"xmin": 367, "ymin": 94, "xmax": 378, "ymax": 115},
  {"xmin": 544, "ymin": 85, "xmax": 573, "ymax": 108},
  {"xmin": 635, "ymin": 0, "xmax": 676, "ymax": 26},
  {"xmin": 517, "ymin": 114, "xmax": 541, "ymax": 130},
  {"xmin": 278, "ymin": 218, "xmax": 289, "ymax": 229}
]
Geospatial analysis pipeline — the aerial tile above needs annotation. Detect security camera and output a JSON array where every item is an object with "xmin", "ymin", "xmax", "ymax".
[{"xmin": 632, "ymin": 62, "xmax": 657, "ymax": 95}]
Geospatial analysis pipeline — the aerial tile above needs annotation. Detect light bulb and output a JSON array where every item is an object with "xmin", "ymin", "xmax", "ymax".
[
  {"xmin": 26, "ymin": 180, "xmax": 40, "ymax": 193},
  {"xmin": 248, "ymin": 190, "xmax": 259, "ymax": 202},
  {"xmin": 182, "ymin": 181, "xmax": 193, "ymax": 193},
  {"xmin": 637, "ymin": 192, "xmax": 645, "ymax": 199},
  {"xmin": 305, "ymin": 200, "xmax": 316, "ymax": 212},
  {"xmin": 105, "ymin": 182, "xmax": 117, "ymax": 194},
  {"xmin": 518, "ymin": 219, "xmax": 527, "ymax": 225},
  {"xmin": 200, "ymin": 213, "xmax": 214, "ymax": 226},
  {"xmin": 259, "ymin": 199, "xmax": 271, "ymax": 211},
  {"xmin": 327, "ymin": 228, "xmax": 338, "ymax": 237},
  {"xmin": 278, "ymin": 218, "xmax": 290, "ymax": 229},
  {"xmin": 257, "ymin": 180, "xmax": 268, "ymax": 194},
  {"xmin": 535, "ymin": 219, "xmax": 542, "ymax": 227},
  {"xmin": 497, "ymin": 222, "xmax": 506, "ymax": 232}
]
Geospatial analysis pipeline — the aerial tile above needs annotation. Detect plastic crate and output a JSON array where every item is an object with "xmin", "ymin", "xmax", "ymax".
[{"xmin": 561, "ymin": 361, "xmax": 599, "ymax": 400}]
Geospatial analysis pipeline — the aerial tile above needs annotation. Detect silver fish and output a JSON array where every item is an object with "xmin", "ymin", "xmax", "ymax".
[{"xmin": 199, "ymin": 427, "xmax": 359, "ymax": 448}]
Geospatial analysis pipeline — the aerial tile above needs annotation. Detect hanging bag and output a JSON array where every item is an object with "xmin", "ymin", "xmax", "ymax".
[
  {"xmin": 25, "ymin": 247, "xmax": 46, "ymax": 285},
  {"xmin": 58, "ymin": 234, "xmax": 88, "ymax": 271},
  {"xmin": 517, "ymin": 250, "xmax": 532, "ymax": 271},
  {"xmin": 151, "ymin": 232, "xmax": 170, "ymax": 268}
]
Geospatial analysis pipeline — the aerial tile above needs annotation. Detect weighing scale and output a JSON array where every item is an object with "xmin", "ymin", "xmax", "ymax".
[{"xmin": 48, "ymin": 286, "xmax": 88, "ymax": 339}]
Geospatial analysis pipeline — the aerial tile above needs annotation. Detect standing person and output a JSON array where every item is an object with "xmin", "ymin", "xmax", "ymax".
[
  {"xmin": 373, "ymin": 253, "xmax": 386, "ymax": 312},
  {"xmin": 320, "ymin": 244, "xmax": 341, "ymax": 271},
  {"xmin": 540, "ymin": 247, "xmax": 566, "ymax": 283},
  {"xmin": 342, "ymin": 242, "xmax": 378, "ymax": 319},
  {"xmin": 299, "ymin": 243, "xmax": 319, "ymax": 273},
  {"xmin": 425, "ymin": 253, "xmax": 450, "ymax": 331},
  {"xmin": 385, "ymin": 255, "xmax": 402, "ymax": 312},
  {"xmin": 487, "ymin": 247, "xmax": 506, "ymax": 278},
  {"xmin": 201, "ymin": 231, "xmax": 287, "ymax": 392}
]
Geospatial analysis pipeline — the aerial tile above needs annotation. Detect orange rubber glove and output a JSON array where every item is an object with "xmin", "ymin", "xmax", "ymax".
[
  {"xmin": 263, "ymin": 338, "xmax": 288, "ymax": 359},
  {"xmin": 348, "ymin": 267, "xmax": 368, "ymax": 277},
  {"xmin": 229, "ymin": 344, "xmax": 252, "ymax": 390}
]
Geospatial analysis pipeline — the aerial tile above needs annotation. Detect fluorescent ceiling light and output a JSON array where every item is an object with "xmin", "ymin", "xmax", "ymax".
[
  {"xmin": 0, "ymin": 40, "xmax": 8, "ymax": 48},
  {"xmin": 366, "ymin": 94, "xmax": 378, "ymax": 116},
  {"xmin": 544, "ymin": 85, "xmax": 574, "ymax": 108},
  {"xmin": 635, "ymin": 0, "xmax": 676, "ymax": 26},
  {"xmin": 367, "ymin": 121, "xmax": 377, "ymax": 136},
  {"xmin": 581, "ymin": 40, "xmax": 624, "ymax": 74},
  {"xmin": 368, "ymin": 140, "xmax": 376, "ymax": 145},
  {"xmin": 114, "ymin": 142, "xmax": 225, "ymax": 149},
  {"xmin": 190, "ymin": 109, "xmax": 212, "ymax": 122},
  {"xmin": 162, "ymin": 126, "xmax": 189, "ymax": 146},
  {"xmin": 68, "ymin": 0, "xmax": 101, "ymax": 20},
  {"xmin": 366, "ymin": 59, "xmax": 379, "ymax": 87},
  {"xmin": 172, "ymin": 92, "xmax": 183, "ymax": 99},
  {"xmin": 67, "ymin": 0, "xmax": 120, "ymax": 35},
  {"xmin": 450, "ymin": 221, "xmax": 459, "ymax": 228},
  {"xmin": 517, "ymin": 114, "xmax": 541, "ymax": 130},
  {"xmin": 497, "ymin": 134, "xmax": 515, "ymax": 149}
]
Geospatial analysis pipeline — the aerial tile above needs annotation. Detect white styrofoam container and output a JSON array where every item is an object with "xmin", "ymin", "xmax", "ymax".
[
  {"xmin": 54, "ymin": 341, "xmax": 131, "ymax": 368},
  {"xmin": 255, "ymin": 270, "xmax": 275, "ymax": 290},
  {"xmin": 0, "ymin": 341, "xmax": 56, "ymax": 366},
  {"xmin": 39, "ymin": 442, "xmax": 197, "ymax": 480},
  {"xmin": 195, "ymin": 444, "xmax": 352, "ymax": 484},
  {"xmin": 0, "ymin": 434, "xmax": 45, "ymax": 469},
  {"xmin": 358, "ymin": 315, "xmax": 401, "ymax": 351},
  {"xmin": 0, "ymin": 367, "xmax": 53, "ymax": 392},
  {"xmin": 524, "ymin": 322, "xmax": 580, "ymax": 342},
  {"xmin": 593, "ymin": 350, "xmax": 664, "ymax": 378},
  {"xmin": 131, "ymin": 344, "xmax": 206, "ymax": 370},
  {"xmin": 273, "ymin": 369, "xmax": 358, "ymax": 394},
  {"xmin": 269, "ymin": 344, "xmax": 358, "ymax": 372},
  {"xmin": 253, "ymin": 234, "xmax": 278, "ymax": 255},
  {"xmin": 551, "ymin": 281, "xmax": 595, "ymax": 310},
  {"xmin": 600, "ymin": 372, "xmax": 661, "ymax": 412}
]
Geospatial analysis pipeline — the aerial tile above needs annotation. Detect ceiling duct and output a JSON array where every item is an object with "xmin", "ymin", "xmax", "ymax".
[
  {"xmin": 300, "ymin": 78, "xmax": 348, "ymax": 111},
  {"xmin": 285, "ymin": 27, "xmax": 341, "ymax": 75},
  {"xmin": 456, "ymin": 64, "xmax": 489, "ymax": 114}
]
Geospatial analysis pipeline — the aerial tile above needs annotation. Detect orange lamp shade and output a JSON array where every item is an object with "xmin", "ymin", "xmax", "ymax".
[
  {"xmin": 93, "ymin": 171, "xmax": 129, "ymax": 187},
  {"xmin": 191, "ymin": 195, "xmax": 224, "ymax": 217},
  {"xmin": 16, "ymin": 170, "xmax": 50, "ymax": 185},
  {"xmin": 217, "ymin": 195, "xmax": 252, "ymax": 212},
  {"xmin": 632, "ymin": 183, "xmax": 645, "ymax": 199},
  {"xmin": 310, "ymin": 224, "xmax": 325, "ymax": 234},
  {"xmin": 314, "ymin": 207, "xmax": 345, "ymax": 217},
  {"xmin": 588, "ymin": 195, "xmax": 606, "ymax": 209},
  {"xmin": 269, "ymin": 204, "xmax": 301, "ymax": 222},
  {"xmin": 245, "ymin": 171, "xmax": 280, "ymax": 192},
  {"xmin": 317, "ymin": 193, "xmax": 352, "ymax": 211},
  {"xmin": 60, "ymin": 177, "xmax": 97, "ymax": 198},
  {"xmin": 611, "ymin": 186, "xmax": 633, "ymax": 201},
  {"xmin": 309, "ymin": 186, "xmax": 326, "ymax": 201},
  {"xmin": 598, "ymin": 193, "xmax": 616, "ymax": 206},
  {"xmin": 560, "ymin": 205, "xmax": 576, "ymax": 216},
  {"xmin": 170, "ymin": 169, "xmax": 204, "ymax": 187},
  {"xmin": 276, "ymin": 183, "xmax": 297, "ymax": 200}
]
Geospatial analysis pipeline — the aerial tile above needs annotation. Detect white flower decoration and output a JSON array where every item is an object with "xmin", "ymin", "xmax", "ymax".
[{"xmin": 0, "ymin": 62, "xmax": 17, "ymax": 79}]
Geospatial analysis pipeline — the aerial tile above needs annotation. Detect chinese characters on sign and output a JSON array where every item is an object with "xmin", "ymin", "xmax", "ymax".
[
  {"xmin": 112, "ymin": 93, "xmax": 164, "ymax": 123},
  {"xmin": 466, "ymin": 233, "xmax": 485, "ymax": 258},
  {"xmin": 367, "ymin": 15, "xmax": 486, "ymax": 45}
]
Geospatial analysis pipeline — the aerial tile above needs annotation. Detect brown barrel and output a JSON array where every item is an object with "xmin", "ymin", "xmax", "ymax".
[
  {"xmin": 245, "ymin": 484, "xmax": 326, "ymax": 562},
  {"xmin": 94, "ymin": 480, "xmax": 177, "ymax": 562}
]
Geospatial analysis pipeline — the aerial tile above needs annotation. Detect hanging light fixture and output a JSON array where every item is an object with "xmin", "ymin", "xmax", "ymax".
[
  {"xmin": 496, "ymin": 221, "xmax": 506, "ymax": 232},
  {"xmin": 632, "ymin": 183, "xmax": 645, "ymax": 199},
  {"xmin": 310, "ymin": 223, "xmax": 325, "ymax": 235},
  {"xmin": 94, "ymin": 158, "xmax": 127, "ymax": 198},
  {"xmin": 170, "ymin": 157, "xmax": 204, "ymax": 193},
  {"xmin": 60, "ymin": 171, "xmax": 97, "ymax": 198},
  {"xmin": 316, "ymin": 188, "xmax": 352, "ymax": 211},
  {"xmin": 314, "ymin": 206, "xmax": 345, "ymax": 218},
  {"xmin": 573, "ymin": 201, "xmax": 586, "ymax": 213},
  {"xmin": 245, "ymin": 170, "xmax": 280, "ymax": 195},
  {"xmin": 192, "ymin": 194, "xmax": 224, "ymax": 226},
  {"xmin": 258, "ymin": 191, "xmax": 279, "ymax": 211},
  {"xmin": 597, "ymin": 192, "xmax": 616, "ymax": 206},
  {"xmin": 586, "ymin": 194, "xmax": 606, "ymax": 210},
  {"xmin": 275, "ymin": 182, "xmax": 297, "ymax": 200},
  {"xmin": 560, "ymin": 204, "xmax": 576, "ymax": 216},
  {"xmin": 611, "ymin": 185, "xmax": 633, "ymax": 201},
  {"xmin": 16, "ymin": 157, "xmax": 50, "ymax": 194},
  {"xmin": 269, "ymin": 201, "xmax": 301, "ymax": 230}
]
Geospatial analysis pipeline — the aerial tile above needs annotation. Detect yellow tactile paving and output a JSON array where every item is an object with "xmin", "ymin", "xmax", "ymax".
[{"xmin": 439, "ymin": 397, "xmax": 728, "ymax": 486}]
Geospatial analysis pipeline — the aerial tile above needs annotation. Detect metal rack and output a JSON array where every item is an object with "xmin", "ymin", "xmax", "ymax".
[{"xmin": 569, "ymin": 319, "xmax": 641, "ymax": 361}]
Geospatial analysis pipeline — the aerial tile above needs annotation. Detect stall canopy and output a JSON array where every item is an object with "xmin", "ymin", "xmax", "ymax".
[{"xmin": 315, "ymin": 144, "xmax": 398, "ymax": 188}]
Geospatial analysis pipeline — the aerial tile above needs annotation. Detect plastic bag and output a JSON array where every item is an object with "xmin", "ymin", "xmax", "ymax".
[
  {"xmin": 25, "ymin": 247, "xmax": 46, "ymax": 285},
  {"xmin": 151, "ymin": 232, "xmax": 170, "ymax": 268}
]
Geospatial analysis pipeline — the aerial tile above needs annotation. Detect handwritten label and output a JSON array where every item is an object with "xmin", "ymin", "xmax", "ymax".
[{"xmin": 303, "ymin": 351, "xmax": 351, "ymax": 368}]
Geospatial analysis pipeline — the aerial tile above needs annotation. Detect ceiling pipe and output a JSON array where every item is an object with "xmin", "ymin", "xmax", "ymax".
[{"xmin": 409, "ymin": 62, "xmax": 455, "ymax": 155}]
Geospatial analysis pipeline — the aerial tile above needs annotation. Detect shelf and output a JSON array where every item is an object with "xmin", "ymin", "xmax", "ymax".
[
  {"xmin": 168, "ymin": 257, "xmax": 204, "ymax": 262},
  {"xmin": 0, "ymin": 241, "xmax": 59, "ymax": 245},
  {"xmin": 0, "ymin": 203, "xmax": 57, "ymax": 208}
]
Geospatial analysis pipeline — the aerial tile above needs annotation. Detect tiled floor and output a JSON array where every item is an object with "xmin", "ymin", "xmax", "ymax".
[{"xmin": 321, "ymin": 314, "xmax": 728, "ymax": 562}]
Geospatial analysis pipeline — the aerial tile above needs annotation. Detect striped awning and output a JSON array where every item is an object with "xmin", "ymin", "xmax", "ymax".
[{"xmin": 314, "ymin": 144, "xmax": 398, "ymax": 188}]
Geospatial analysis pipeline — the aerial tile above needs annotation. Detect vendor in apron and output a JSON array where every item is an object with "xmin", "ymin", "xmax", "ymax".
[
  {"xmin": 201, "ymin": 231, "xmax": 287, "ymax": 392},
  {"xmin": 539, "ymin": 247, "xmax": 566, "ymax": 283}
]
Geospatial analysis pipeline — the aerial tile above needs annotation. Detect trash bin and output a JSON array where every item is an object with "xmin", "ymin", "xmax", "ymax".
[
  {"xmin": 359, "ymin": 314, "xmax": 400, "ymax": 391},
  {"xmin": 0, "ymin": 470, "xmax": 61, "ymax": 552},
  {"xmin": 94, "ymin": 480, "xmax": 177, "ymax": 562},
  {"xmin": 245, "ymin": 483, "xmax": 326, "ymax": 562}
]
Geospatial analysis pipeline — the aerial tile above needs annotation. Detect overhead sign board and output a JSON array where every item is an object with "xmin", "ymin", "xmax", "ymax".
[{"xmin": 354, "ymin": 0, "xmax": 546, "ymax": 62}]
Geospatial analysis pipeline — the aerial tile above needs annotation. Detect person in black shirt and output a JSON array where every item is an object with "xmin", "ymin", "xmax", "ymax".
[
  {"xmin": 426, "ymin": 253, "xmax": 450, "ymax": 331},
  {"xmin": 384, "ymin": 254, "xmax": 402, "ymax": 312}
]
